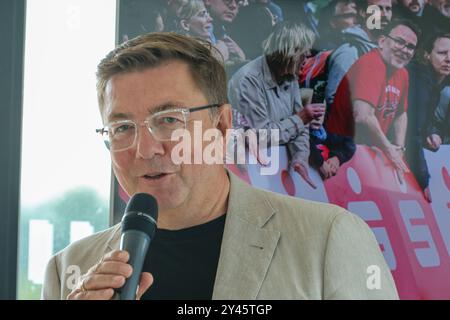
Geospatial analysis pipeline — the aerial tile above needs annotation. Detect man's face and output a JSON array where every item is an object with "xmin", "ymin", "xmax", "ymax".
[
  {"xmin": 427, "ymin": 37, "xmax": 450, "ymax": 78},
  {"xmin": 205, "ymin": 0, "xmax": 239, "ymax": 23},
  {"xmin": 367, "ymin": 0, "xmax": 392, "ymax": 29},
  {"xmin": 277, "ymin": 50, "xmax": 309, "ymax": 84},
  {"xmin": 379, "ymin": 25, "xmax": 417, "ymax": 69},
  {"xmin": 400, "ymin": 0, "xmax": 425, "ymax": 14},
  {"xmin": 102, "ymin": 60, "xmax": 228, "ymax": 212},
  {"xmin": 331, "ymin": 0, "xmax": 358, "ymax": 30},
  {"xmin": 432, "ymin": 0, "xmax": 450, "ymax": 17}
]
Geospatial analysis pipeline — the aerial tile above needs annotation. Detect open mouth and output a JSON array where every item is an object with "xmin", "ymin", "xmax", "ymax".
[{"xmin": 142, "ymin": 173, "xmax": 170, "ymax": 181}]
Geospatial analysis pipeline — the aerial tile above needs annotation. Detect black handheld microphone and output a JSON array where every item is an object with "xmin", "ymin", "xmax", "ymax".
[{"xmin": 118, "ymin": 193, "xmax": 158, "ymax": 300}]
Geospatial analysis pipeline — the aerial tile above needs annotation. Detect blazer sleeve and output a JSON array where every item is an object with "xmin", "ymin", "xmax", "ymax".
[
  {"xmin": 323, "ymin": 211, "xmax": 399, "ymax": 299},
  {"xmin": 41, "ymin": 255, "xmax": 63, "ymax": 300}
]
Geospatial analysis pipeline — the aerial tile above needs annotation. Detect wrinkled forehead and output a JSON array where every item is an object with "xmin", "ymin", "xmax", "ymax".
[{"xmin": 102, "ymin": 62, "xmax": 206, "ymax": 122}]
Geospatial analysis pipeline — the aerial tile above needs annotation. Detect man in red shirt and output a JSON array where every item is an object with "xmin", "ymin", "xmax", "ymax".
[{"xmin": 326, "ymin": 19, "xmax": 419, "ymax": 182}]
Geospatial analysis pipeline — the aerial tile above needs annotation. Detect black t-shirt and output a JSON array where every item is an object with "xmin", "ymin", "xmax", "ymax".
[{"xmin": 141, "ymin": 214, "xmax": 226, "ymax": 300}]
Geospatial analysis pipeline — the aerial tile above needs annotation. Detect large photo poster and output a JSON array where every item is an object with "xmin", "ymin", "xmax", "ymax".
[{"xmin": 117, "ymin": 0, "xmax": 450, "ymax": 299}]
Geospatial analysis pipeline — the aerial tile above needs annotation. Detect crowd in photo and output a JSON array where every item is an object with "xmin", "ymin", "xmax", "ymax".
[{"xmin": 124, "ymin": 0, "xmax": 450, "ymax": 202}]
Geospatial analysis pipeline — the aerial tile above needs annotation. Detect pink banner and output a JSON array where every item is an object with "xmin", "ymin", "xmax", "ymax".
[
  {"xmin": 228, "ymin": 145, "xmax": 450, "ymax": 299},
  {"xmin": 119, "ymin": 145, "xmax": 450, "ymax": 298}
]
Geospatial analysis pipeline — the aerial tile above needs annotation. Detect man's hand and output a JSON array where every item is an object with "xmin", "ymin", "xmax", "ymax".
[
  {"xmin": 319, "ymin": 161, "xmax": 333, "ymax": 179},
  {"xmin": 383, "ymin": 144, "xmax": 408, "ymax": 183},
  {"xmin": 309, "ymin": 118, "xmax": 322, "ymax": 130},
  {"xmin": 293, "ymin": 161, "xmax": 317, "ymax": 189},
  {"xmin": 325, "ymin": 156, "xmax": 340, "ymax": 176},
  {"xmin": 248, "ymin": 137, "xmax": 269, "ymax": 166},
  {"xmin": 426, "ymin": 134, "xmax": 442, "ymax": 151},
  {"xmin": 298, "ymin": 103, "xmax": 325, "ymax": 124},
  {"xmin": 214, "ymin": 40, "xmax": 230, "ymax": 61},
  {"xmin": 423, "ymin": 186, "xmax": 432, "ymax": 203},
  {"xmin": 67, "ymin": 250, "xmax": 153, "ymax": 300},
  {"xmin": 222, "ymin": 36, "xmax": 246, "ymax": 61}
]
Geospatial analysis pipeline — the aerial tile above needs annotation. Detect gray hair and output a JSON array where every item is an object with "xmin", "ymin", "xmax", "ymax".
[{"xmin": 263, "ymin": 21, "xmax": 315, "ymax": 58}]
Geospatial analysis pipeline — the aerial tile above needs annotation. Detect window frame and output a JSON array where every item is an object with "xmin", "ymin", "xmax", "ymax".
[
  {"xmin": 0, "ymin": 0, "xmax": 26, "ymax": 300},
  {"xmin": 111, "ymin": 0, "xmax": 131, "ymax": 226}
]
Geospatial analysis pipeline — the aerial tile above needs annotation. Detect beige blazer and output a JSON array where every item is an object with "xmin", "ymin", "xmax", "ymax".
[{"xmin": 42, "ymin": 172, "xmax": 398, "ymax": 299}]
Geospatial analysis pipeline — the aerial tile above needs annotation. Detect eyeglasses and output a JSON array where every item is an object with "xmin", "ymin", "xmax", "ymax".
[
  {"xmin": 96, "ymin": 104, "xmax": 221, "ymax": 152},
  {"xmin": 385, "ymin": 34, "xmax": 417, "ymax": 53}
]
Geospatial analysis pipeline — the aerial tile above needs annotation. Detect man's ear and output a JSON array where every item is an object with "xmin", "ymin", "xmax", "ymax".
[
  {"xmin": 424, "ymin": 52, "xmax": 431, "ymax": 61},
  {"xmin": 216, "ymin": 104, "xmax": 232, "ymax": 145},
  {"xmin": 216, "ymin": 104, "xmax": 232, "ymax": 136},
  {"xmin": 215, "ymin": 104, "xmax": 232, "ymax": 161}
]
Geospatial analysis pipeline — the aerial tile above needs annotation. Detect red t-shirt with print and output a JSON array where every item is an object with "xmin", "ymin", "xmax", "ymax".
[{"xmin": 326, "ymin": 49, "xmax": 409, "ymax": 138}]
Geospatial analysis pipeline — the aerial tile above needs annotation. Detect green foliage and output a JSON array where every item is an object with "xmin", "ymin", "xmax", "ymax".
[
  {"xmin": 18, "ymin": 187, "xmax": 109, "ymax": 299},
  {"xmin": 17, "ymin": 269, "xmax": 42, "ymax": 300}
]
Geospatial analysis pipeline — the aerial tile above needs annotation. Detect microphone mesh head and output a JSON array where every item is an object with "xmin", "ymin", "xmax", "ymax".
[
  {"xmin": 125, "ymin": 193, "xmax": 158, "ymax": 220},
  {"xmin": 122, "ymin": 193, "xmax": 158, "ymax": 237}
]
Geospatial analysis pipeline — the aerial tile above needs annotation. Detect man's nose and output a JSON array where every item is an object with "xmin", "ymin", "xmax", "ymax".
[
  {"xmin": 445, "ymin": 51, "xmax": 450, "ymax": 62},
  {"xmin": 399, "ymin": 45, "xmax": 413, "ymax": 56},
  {"xmin": 135, "ymin": 125, "xmax": 165, "ymax": 159}
]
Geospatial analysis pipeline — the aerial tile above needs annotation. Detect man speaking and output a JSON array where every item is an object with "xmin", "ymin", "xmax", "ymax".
[{"xmin": 42, "ymin": 32, "xmax": 398, "ymax": 300}]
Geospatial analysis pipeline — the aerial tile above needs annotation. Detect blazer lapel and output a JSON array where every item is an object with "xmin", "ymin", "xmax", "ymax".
[{"xmin": 212, "ymin": 172, "xmax": 280, "ymax": 299}]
